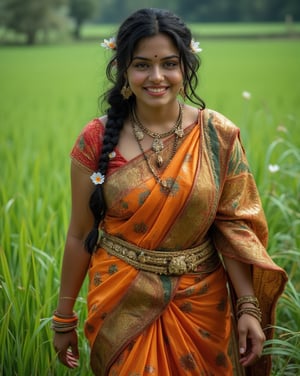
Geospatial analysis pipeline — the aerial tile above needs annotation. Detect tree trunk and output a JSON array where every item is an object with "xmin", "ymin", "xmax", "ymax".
[
  {"xmin": 73, "ymin": 20, "xmax": 82, "ymax": 40},
  {"xmin": 26, "ymin": 30, "xmax": 36, "ymax": 45}
]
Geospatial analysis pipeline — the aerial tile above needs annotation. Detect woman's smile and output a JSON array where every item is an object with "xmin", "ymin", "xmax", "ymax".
[
  {"xmin": 126, "ymin": 33, "xmax": 183, "ymax": 106},
  {"xmin": 144, "ymin": 86, "xmax": 169, "ymax": 95}
]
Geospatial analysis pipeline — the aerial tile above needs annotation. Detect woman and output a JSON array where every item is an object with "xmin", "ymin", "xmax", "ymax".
[{"xmin": 52, "ymin": 8, "xmax": 287, "ymax": 376}]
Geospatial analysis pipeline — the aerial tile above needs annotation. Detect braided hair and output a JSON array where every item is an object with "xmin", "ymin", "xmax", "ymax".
[{"xmin": 85, "ymin": 8, "xmax": 205, "ymax": 253}]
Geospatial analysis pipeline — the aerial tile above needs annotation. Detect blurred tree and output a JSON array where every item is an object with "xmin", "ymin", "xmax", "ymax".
[
  {"xmin": 0, "ymin": 0, "xmax": 10, "ymax": 27},
  {"xmin": 96, "ymin": 0, "xmax": 300, "ymax": 22},
  {"xmin": 97, "ymin": 0, "xmax": 179, "ymax": 23},
  {"xmin": 1, "ymin": 0, "xmax": 68, "ymax": 45},
  {"xmin": 69, "ymin": 0, "xmax": 98, "ymax": 39},
  {"xmin": 1, "ymin": 0, "xmax": 300, "ymax": 45},
  {"xmin": 282, "ymin": 0, "xmax": 300, "ymax": 21},
  {"xmin": 177, "ymin": 0, "xmax": 237, "ymax": 22}
]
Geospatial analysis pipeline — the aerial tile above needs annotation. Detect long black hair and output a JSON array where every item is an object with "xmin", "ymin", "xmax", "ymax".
[{"xmin": 85, "ymin": 8, "xmax": 205, "ymax": 253}]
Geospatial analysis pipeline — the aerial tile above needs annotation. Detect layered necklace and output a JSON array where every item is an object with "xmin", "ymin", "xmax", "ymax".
[{"xmin": 131, "ymin": 102, "xmax": 184, "ymax": 190}]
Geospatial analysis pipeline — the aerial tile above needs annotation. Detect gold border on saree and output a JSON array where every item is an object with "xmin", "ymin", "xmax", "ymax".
[{"xmin": 99, "ymin": 232, "xmax": 219, "ymax": 275}]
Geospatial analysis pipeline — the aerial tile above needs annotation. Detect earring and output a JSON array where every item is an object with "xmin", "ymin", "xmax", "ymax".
[
  {"xmin": 121, "ymin": 84, "xmax": 132, "ymax": 100},
  {"xmin": 179, "ymin": 87, "xmax": 186, "ymax": 100}
]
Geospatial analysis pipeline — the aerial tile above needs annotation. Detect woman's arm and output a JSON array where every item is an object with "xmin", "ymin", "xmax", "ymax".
[
  {"xmin": 53, "ymin": 161, "xmax": 95, "ymax": 368},
  {"xmin": 223, "ymin": 256, "xmax": 266, "ymax": 367}
]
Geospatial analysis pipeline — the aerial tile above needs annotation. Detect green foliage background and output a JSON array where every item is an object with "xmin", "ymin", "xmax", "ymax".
[{"xmin": 0, "ymin": 27, "xmax": 300, "ymax": 375}]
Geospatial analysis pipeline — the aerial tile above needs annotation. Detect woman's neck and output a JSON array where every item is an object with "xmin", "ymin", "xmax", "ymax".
[{"xmin": 134, "ymin": 101, "xmax": 182, "ymax": 132}]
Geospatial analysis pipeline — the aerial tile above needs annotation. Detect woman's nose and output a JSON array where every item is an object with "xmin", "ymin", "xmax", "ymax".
[{"xmin": 149, "ymin": 65, "xmax": 164, "ymax": 82}]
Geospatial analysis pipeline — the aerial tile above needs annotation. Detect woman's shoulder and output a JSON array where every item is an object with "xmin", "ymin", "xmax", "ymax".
[
  {"xmin": 70, "ymin": 115, "xmax": 107, "ymax": 172},
  {"xmin": 203, "ymin": 108, "xmax": 239, "ymax": 134},
  {"xmin": 201, "ymin": 109, "xmax": 241, "ymax": 154},
  {"xmin": 81, "ymin": 115, "xmax": 107, "ymax": 135},
  {"xmin": 76, "ymin": 115, "xmax": 109, "ymax": 147}
]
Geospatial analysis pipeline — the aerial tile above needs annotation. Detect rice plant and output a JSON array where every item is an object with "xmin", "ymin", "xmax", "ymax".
[
  {"xmin": 0, "ymin": 36, "xmax": 299, "ymax": 375},
  {"xmin": 261, "ymin": 123, "xmax": 300, "ymax": 375}
]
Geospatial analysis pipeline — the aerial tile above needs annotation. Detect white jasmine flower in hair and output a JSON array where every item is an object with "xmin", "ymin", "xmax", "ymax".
[
  {"xmin": 101, "ymin": 37, "xmax": 116, "ymax": 50},
  {"xmin": 268, "ymin": 164, "xmax": 280, "ymax": 173},
  {"xmin": 190, "ymin": 39, "xmax": 202, "ymax": 53},
  {"xmin": 242, "ymin": 91, "xmax": 251, "ymax": 100},
  {"xmin": 90, "ymin": 172, "xmax": 105, "ymax": 185}
]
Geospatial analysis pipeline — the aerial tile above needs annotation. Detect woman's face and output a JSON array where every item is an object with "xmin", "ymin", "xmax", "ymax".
[{"xmin": 126, "ymin": 33, "xmax": 183, "ymax": 108}]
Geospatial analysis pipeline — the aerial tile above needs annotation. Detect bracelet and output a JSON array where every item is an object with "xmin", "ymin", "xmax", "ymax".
[
  {"xmin": 60, "ymin": 296, "xmax": 76, "ymax": 301},
  {"xmin": 51, "ymin": 324, "xmax": 78, "ymax": 333},
  {"xmin": 236, "ymin": 295, "xmax": 259, "ymax": 311},
  {"xmin": 236, "ymin": 295, "xmax": 262, "ymax": 323},
  {"xmin": 51, "ymin": 310, "xmax": 78, "ymax": 333},
  {"xmin": 53, "ymin": 310, "xmax": 76, "ymax": 319},
  {"xmin": 53, "ymin": 315, "xmax": 78, "ymax": 324},
  {"xmin": 237, "ymin": 307, "xmax": 262, "ymax": 323}
]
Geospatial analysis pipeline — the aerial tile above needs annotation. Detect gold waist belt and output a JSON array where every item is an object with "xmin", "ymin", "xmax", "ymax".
[{"xmin": 99, "ymin": 232, "xmax": 219, "ymax": 276}]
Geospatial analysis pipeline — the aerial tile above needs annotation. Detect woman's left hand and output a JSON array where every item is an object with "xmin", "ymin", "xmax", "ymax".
[{"xmin": 238, "ymin": 313, "xmax": 266, "ymax": 367}]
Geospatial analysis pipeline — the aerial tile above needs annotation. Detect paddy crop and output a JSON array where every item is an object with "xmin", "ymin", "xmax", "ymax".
[{"xmin": 0, "ymin": 36, "xmax": 299, "ymax": 375}]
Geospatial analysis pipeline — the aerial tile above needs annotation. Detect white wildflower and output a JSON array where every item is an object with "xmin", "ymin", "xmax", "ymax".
[
  {"xmin": 242, "ymin": 91, "xmax": 251, "ymax": 100},
  {"xmin": 268, "ymin": 164, "xmax": 280, "ymax": 173}
]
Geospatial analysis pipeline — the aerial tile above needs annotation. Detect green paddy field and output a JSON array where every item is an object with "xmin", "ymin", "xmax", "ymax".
[{"xmin": 1, "ymin": 24, "xmax": 300, "ymax": 375}]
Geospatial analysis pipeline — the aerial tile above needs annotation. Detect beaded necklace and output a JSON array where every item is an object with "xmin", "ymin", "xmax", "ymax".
[
  {"xmin": 131, "ymin": 103, "xmax": 184, "ymax": 168},
  {"xmin": 131, "ymin": 103, "xmax": 184, "ymax": 191}
]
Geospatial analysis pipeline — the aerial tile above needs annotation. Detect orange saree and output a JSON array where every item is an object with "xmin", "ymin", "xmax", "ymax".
[{"xmin": 70, "ymin": 109, "xmax": 287, "ymax": 376}]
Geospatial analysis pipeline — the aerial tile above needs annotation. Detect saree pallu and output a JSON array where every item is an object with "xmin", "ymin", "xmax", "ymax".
[{"xmin": 71, "ymin": 109, "xmax": 288, "ymax": 376}]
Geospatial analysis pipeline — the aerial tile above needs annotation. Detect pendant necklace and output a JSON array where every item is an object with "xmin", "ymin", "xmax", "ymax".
[
  {"xmin": 131, "ymin": 103, "xmax": 184, "ymax": 191},
  {"xmin": 131, "ymin": 102, "xmax": 184, "ymax": 168}
]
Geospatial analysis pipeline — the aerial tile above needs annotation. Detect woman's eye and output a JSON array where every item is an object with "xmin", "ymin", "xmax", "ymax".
[
  {"xmin": 164, "ymin": 61, "xmax": 178, "ymax": 69},
  {"xmin": 132, "ymin": 61, "xmax": 179, "ymax": 71},
  {"xmin": 134, "ymin": 63, "xmax": 149, "ymax": 70}
]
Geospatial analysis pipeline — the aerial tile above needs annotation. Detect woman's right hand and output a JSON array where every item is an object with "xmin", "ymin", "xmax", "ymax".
[{"xmin": 53, "ymin": 330, "xmax": 79, "ymax": 368}]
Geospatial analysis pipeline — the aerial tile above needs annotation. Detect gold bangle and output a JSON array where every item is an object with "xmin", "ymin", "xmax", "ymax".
[
  {"xmin": 236, "ymin": 295, "xmax": 259, "ymax": 311},
  {"xmin": 237, "ymin": 307, "xmax": 262, "ymax": 323}
]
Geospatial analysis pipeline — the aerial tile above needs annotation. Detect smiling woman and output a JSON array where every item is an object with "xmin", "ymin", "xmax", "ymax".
[
  {"xmin": 126, "ymin": 34, "xmax": 183, "ymax": 113},
  {"xmin": 52, "ymin": 7, "xmax": 287, "ymax": 376}
]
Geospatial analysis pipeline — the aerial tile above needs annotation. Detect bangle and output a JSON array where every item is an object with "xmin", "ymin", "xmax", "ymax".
[
  {"xmin": 236, "ymin": 295, "xmax": 262, "ymax": 323},
  {"xmin": 52, "ymin": 324, "xmax": 77, "ymax": 333},
  {"xmin": 60, "ymin": 296, "xmax": 76, "ymax": 301},
  {"xmin": 53, "ymin": 310, "xmax": 76, "ymax": 319},
  {"xmin": 237, "ymin": 307, "xmax": 262, "ymax": 323},
  {"xmin": 236, "ymin": 295, "xmax": 259, "ymax": 311},
  {"xmin": 53, "ymin": 315, "xmax": 78, "ymax": 324},
  {"xmin": 51, "ymin": 311, "xmax": 78, "ymax": 333}
]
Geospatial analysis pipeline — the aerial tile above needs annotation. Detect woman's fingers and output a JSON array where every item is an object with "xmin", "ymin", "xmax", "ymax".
[
  {"xmin": 238, "ymin": 314, "xmax": 266, "ymax": 366},
  {"xmin": 57, "ymin": 348, "xmax": 79, "ymax": 368},
  {"xmin": 54, "ymin": 331, "xmax": 79, "ymax": 368}
]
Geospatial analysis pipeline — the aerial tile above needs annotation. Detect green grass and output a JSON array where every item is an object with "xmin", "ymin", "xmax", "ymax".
[
  {"xmin": 81, "ymin": 22, "xmax": 300, "ymax": 39},
  {"xmin": 2, "ymin": 21, "xmax": 300, "ymax": 45},
  {"xmin": 0, "ymin": 35, "xmax": 299, "ymax": 375}
]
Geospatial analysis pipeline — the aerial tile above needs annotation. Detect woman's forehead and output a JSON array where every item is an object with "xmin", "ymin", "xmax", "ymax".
[{"xmin": 133, "ymin": 33, "xmax": 178, "ymax": 57}]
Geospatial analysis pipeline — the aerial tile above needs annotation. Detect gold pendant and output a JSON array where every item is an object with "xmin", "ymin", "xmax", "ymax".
[
  {"xmin": 175, "ymin": 128, "xmax": 184, "ymax": 138},
  {"xmin": 156, "ymin": 154, "xmax": 163, "ymax": 168},
  {"xmin": 152, "ymin": 138, "xmax": 164, "ymax": 152},
  {"xmin": 135, "ymin": 128, "xmax": 144, "ymax": 141}
]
